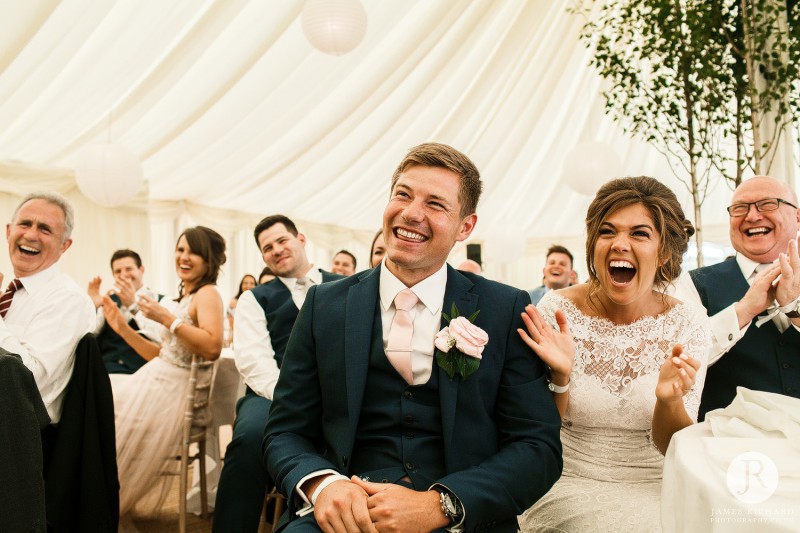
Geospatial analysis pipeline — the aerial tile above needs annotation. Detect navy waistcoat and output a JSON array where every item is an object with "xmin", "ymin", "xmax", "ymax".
[
  {"xmin": 350, "ymin": 302, "xmax": 446, "ymax": 489},
  {"xmin": 99, "ymin": 294, "xmax": 147, "ymax": 374},
  {"xmin": 690, "ymin": 258, "xmax": 800, "ymax": 419}
]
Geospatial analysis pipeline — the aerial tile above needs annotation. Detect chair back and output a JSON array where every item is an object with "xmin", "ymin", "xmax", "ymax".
[{"xmin": 178, "ymin": 354, "xmax": 214, "ymax": 533}]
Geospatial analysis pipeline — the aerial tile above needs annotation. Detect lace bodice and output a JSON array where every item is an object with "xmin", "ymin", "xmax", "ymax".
[
  {"xmin": 537, "ymin": 292, "xmax": 711, "ymax": 431},
  {"xmin": 159, "ymin": 295, "xmax": 201, "ymax": 368}
]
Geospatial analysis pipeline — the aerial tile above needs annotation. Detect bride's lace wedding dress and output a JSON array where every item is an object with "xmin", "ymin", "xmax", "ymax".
[{"xmin": 519, "ymin": 292, "xmax": 711, "ymax": 532}]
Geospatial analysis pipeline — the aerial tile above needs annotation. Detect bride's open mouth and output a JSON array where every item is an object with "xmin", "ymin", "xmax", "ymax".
[{"xmin": 609, "ymin": 260, "xmax": 636, "ymax": 285}]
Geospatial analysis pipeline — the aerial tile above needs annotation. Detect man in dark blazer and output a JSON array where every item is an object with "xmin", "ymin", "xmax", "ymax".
[
  {"xmin": 214, "ymin": 215, "xmax": 342, "ymax": 532},
  {"xmin": 265, "ymin": 143, "xmax": 562, "ymax": 532},
  {"xmin": 673, "ymin": 176, "xmax": 800, "ymax": 420}
]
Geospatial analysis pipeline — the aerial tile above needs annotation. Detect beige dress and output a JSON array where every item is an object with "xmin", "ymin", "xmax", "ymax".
[
  {"xmin": 519, "ymin": 293, "xmax": 711, "ymax": 533},
  {"xmin": 114, "ymin": 294, "xmax": 214, "ymax": 516}
]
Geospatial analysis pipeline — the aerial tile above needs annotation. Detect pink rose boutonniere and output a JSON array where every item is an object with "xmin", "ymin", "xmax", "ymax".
[{"xmin": 434, "ymin": 303, "xmax": 488, "ymax": 381}]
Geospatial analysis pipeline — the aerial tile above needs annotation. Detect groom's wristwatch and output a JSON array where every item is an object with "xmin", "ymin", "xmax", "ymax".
[
  {"xmin": 779, "ymin": 296, "xmax": 800, "ymax": 318},
  {"xmin": 434, "ymin": 486, "xmax": 463, "ymax": 524}
]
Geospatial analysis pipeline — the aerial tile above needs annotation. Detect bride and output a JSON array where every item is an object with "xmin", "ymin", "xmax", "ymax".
[
  {"xmin": 518, "ymin": 177, "xmax": 711, "ymax": 531},
  {"xmin": 103, "ymin": 226, "xmax": 225, "ymax": 522}
]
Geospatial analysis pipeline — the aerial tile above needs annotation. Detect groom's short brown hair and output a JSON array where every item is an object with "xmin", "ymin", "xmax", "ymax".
[{"xmin": 390, "ymin": 143, "xmax": 482, "ymax": 218}]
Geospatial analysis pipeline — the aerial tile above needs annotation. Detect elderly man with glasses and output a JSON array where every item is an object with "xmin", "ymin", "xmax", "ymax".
[{"xmin": 673, "ymin": 175, "xmax": 800, "ymax": 419}]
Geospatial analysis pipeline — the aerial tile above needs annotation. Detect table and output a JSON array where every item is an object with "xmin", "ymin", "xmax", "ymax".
[{"xmin": 662, "ymin": 391, "xmax": 800, "ymax": 532}]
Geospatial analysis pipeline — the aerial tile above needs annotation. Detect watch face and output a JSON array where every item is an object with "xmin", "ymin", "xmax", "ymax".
[{"xmin": 443, "ymin": 494, "xmax": 457, "ymax": 515}]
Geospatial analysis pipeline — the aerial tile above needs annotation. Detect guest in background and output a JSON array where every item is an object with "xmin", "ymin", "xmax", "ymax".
[
  {"xmin": 527, "ymin": 244, "xmax": 574, "ymax": 304},
  {"xmin": 672, "ymin": 175, "xmax": 800, "ymax": 419},
  {"xmin": 368, "ymin": 228, "xmax": 386, "ymax": 268},
  {"xmin": 518, "ymin": 176, "xmax": 711, "ymax": 532},
  {"xmin": 0, "ymin": 191, "xmax": 94, "ymax": 531},
  {"xmin": 227, "ymin": 274, "xmax": 257, "ymax": 345},
  {"xmin": 0, "ymin": 192, "xmax": 95, "ymax": 426},
  {"xmin": 330, "ymin": 249, "xmax": 357, "ymax": 276},
  {"xmin": 213, "ymin": 215, "xmax": 342, "ymax": 533},
  {"xmin": 88, "ymin": 249, "xmax": 163, "ymax": 375},
  {"xmin": 258, "ymin": 266, "xmax": 275, "ymax": 285},
  {"xmin": 110, "ymin": 226, "xmax": 225, "ymax": 524},
  {"xmin": 457, "ymin": 258, "xmax": 482, "ymax": 274}
]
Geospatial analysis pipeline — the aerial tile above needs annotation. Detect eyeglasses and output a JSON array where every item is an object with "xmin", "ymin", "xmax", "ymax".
[{"xmin": 726, "ymin": 198, "xmax": 798, "ymax": 217}]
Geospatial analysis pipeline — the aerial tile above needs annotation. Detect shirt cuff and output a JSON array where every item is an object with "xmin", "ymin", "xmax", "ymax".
[
  {"xmin": 294, "ymin": 470, "xmax": 348, "ymax": 517},
  {"xmin": 708, "ymin": 304, "xmax": 747, "ymax": 366}
]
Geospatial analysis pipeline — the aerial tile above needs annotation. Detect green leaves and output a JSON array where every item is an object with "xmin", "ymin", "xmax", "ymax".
[
  {"xmin": 442, "ymin": 302, "xmax": 480, "ymax": 323},
  {"xmin": 435, "ymin": 349, "xmax": 481, "ymax": 380}
]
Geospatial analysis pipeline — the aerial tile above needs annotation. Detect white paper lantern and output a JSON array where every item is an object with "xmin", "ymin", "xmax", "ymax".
[
  {"xmin": 74, "ymin": 143, "xmax": 143, "ymax": 207},
  {"xmin": 302, "ymin": 0, "xmax": 367, "ymax": 56},
  {"xmin": 562, "ymin": 141, "xmax": 622, "ymax": 196},
  {"xmin": 483, "ymin": 224, "xmax": 524, "ymax": 265}
]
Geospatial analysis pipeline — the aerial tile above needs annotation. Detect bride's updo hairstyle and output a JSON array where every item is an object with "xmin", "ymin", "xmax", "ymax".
[{"xmin": 584, "ymin": 176, "xmax": 694, "ymax": 297}]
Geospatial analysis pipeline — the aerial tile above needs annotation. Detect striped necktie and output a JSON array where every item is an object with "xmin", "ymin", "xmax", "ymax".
[{"xmin": 0, "ymin": 279, "xmax": 22, "ymax": 318}]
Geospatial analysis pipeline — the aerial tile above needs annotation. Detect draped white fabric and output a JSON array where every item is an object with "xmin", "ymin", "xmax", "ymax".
[{"xmin": 0, "ymin": 0, "xmax": 784, "ymax": 297}]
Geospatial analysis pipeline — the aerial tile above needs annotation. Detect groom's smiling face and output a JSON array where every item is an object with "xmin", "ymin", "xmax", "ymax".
[{"xmin": 383, "ymin": 164, "xmax": 476, "ymax": 286}]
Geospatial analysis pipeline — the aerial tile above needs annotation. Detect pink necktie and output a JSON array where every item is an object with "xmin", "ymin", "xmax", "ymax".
[
  {"xmin": 386, "ymin": 289, "xmax": 418, "ymax": 385},
  {"xmin": 0, "ymin": 279, "xmax": 22, "ymax": 318}
]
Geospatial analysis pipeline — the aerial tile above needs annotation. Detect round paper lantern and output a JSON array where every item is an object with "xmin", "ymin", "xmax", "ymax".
[
  {"xmin": 302, "ymin": 0, "xmax": 367, "ymax": 56},
  {"xmin": 562, "ymin": 141, "xmax": 622, "ymax": 196},
  {"xmin": 74, "ymin": 143, "xmax": 143, "ymax": 207},
  {"xmin": 483, "ymin": 224, "xmax": 524, "ymax": 265}
]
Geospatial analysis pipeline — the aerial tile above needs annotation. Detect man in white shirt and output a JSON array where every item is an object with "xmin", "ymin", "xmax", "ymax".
[
  {"xmin": 0, "ymin": 192, "xmax": 95, "ymax": 426},
  {"xmin": 265, "ymin": 143, "xmax": 561, "ymax": 532},
  {"xmin": 88, "ymin": 248, "xmax": 162, "ymax": 375},
  {"xmin": 213, "ymin": 215, "xmax": 342, "ymax": 533},
  {"xmin": 673, "ymin": 175, "xmax": 800, "ymax": 419}
]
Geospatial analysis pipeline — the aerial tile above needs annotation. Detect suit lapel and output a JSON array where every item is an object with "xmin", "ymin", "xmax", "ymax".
[
  {"xmin": 438, "ymin": 266, "xmax": 477, "ymax": 453},
  {"xmin": 344, "ymin": 266, "xmax": 381, "ymax": 442}
]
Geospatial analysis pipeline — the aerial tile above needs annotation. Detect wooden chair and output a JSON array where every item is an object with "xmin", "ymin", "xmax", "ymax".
[
  {"xmin": 258, "ymin": 487, "xmax": 286, "ymax": 533},
  {"xmin": 178, "ymin": 354, "xmax": 214, "ymax": 533}
]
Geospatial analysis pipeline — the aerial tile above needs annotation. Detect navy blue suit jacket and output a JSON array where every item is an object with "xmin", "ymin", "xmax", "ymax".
[{"xmin": 265, "ymin": 265, "xmax": 562, "ymax": 532}]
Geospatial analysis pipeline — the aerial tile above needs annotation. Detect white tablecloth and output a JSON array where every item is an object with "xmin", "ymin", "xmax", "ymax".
[{"xmin": 662, "ymin": 389, "xmax": 800, "ymax": 532}]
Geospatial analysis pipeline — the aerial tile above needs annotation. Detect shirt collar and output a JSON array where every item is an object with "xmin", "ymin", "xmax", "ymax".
[
  {"xmin": 278, "ymin": 265, "xmax": 322, "ymax": 291},
  {"xmin": 379, "ymin": 259, "xmax": 447, "ymax": 316},
  {"xmin": 736, "ymin": 254, "xmax": 764, "ymax": 280},
  {"xmin": 16, "ymin": 264, "xmax": 61, "ymax": 295}
]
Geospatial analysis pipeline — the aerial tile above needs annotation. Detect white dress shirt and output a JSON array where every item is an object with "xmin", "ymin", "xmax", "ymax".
[
  {"xmin": 233, "ymin": 267, "xmax": 322, "ymax": 400},
  {"xmin": 379, "ymin": 261, "xmax": 446, "ymax": 385},
  {"xmin": 92, "ymin": 285, "xmax": 163, "ymax": 344},
  {"xmin": 671, "ymin": 255, "xmax": 797, "ymax": 366},
  {"xmin": 0, "ymin": 265, "xmax": 95, "ymax": 423}
]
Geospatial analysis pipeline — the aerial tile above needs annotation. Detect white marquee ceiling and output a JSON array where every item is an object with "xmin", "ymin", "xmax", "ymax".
[{"xmin": 1, "ymin": 0, "xmax": 787, "ymax": 291}]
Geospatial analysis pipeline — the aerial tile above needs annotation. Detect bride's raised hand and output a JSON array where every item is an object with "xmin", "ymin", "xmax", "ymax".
[
  {"xmin": 656, "ymin": 344, "xmax": 700, "ymax": 404},
  {"xmin": 518, "ymin": 304, "xmax": 575, "ymax": 381}
]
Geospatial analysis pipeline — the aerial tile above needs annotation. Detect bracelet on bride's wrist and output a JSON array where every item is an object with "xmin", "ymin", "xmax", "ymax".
[{"xmin": 547, "ymin": 379, "xmax": 570, "ymax": 394}]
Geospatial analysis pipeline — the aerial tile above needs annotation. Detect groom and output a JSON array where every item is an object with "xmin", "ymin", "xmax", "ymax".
[{"xmin": 265, "ymin": 143, "xmax": 562, "ymax": 532}]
